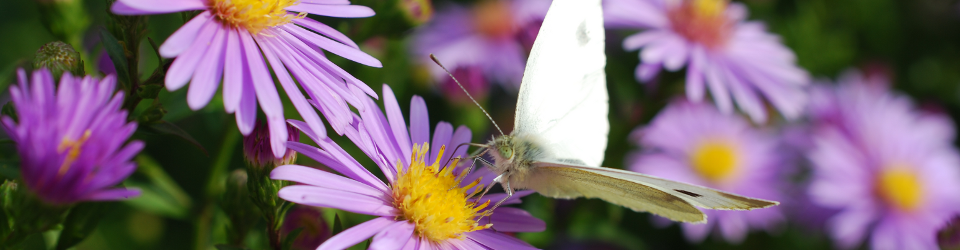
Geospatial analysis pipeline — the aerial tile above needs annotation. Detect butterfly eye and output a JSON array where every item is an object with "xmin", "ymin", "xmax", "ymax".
[{"xmin": 499, "ymin": 147, "xmax": 514, "ymax": 160}]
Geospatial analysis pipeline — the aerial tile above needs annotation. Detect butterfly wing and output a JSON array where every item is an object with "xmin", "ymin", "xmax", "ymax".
[
  {"xmin": 514, "ymin": 0, "xmax": 609, "ymax": 167},
  {"xmin": 519, "ymin": 162, "xmax": 779, "ymax": 223}
]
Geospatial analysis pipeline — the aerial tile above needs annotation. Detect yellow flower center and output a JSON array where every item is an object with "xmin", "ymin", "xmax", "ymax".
[
  {"xmin": 391, "ymin": 143, "xmax": 492, "ymax": 243},
  {"xmin": 57, "ymin": 130, "xmax": 92, "ymax": 176},
  {"xmin": 473, "ymin": 0, "xmax": 516, "ymax": 39},
  {"xmin": 876, "ymin": 166, "xmax": 924, "ymax": 212},
  {"xmin": 209, "ymin": 0, "xmax": 306, "ymax": 35},
  {"xmin": 690, "ymin": 139, "xmax": 740, "ymax": 183},
  {"xmin": 667, "ymin": 0, "xmax": 732, "ymax": 49}
]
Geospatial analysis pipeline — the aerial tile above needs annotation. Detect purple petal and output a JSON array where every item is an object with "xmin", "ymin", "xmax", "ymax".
[
  {"xmin": 704, "ymin": 60, "xmax": 733, "ymax": 113},
  {"xmin": 292, "ymin": 18, "xmax": 359, "ymax": 49},
  {"xmin": 235, "ymin": 69, "xmax": 257, "ymax": 135},
  {"xmin": 286, "ymin": 4, "xmax": 375, "ymax": 18},
  {"xmin": 223, "ymin": 28, "xmax": 243, "ymax": 113},
  {"xmin": 242, "ymin": 33, "xmax": 289, "ymax": 155},
  {"xmin": 636, "ymin": 63, "xmax": 661, "ymax": 82},
  {"xmin": 686, "ymin": 47, "xmax": 707, "ymax": 101},
  {"xmin": 720, "ymin": 63, "xmax": 766, "ymax": 122},
  {"xmin": 165, "ymin": 21, "xmax": 220, "ymax": 91},
  {"xmin": 187, "ymin": 27, "xmax": 227, "ymax": 110},
  {"xmin": 287, "ymin": 141, "xmax": 388, "ymax": 192},
  {"xmin": 465, "ymin": 230, "xmax": 538, "ymax": 250},
  {"xmin": 383, "ymin": 85, "xmax": 412, "ymax": 161},
  {"xmin": 369, "ymin": 221, "xmax": 415, "ymax": 250},
  {"xmin": 318, "ymin": 217, "xmax": 396, "ymax": 250},
  {"xmin": 623, "ymin": 31, "xmax": 668, "ymax": 51},
  {"xmin": 158, "ymin": 11, "xmax": 212, "ymax": 58},
  {"xmin": 280, "ymin": 24, "xmax": 382, "ymax": 67},
  {"xmin": 409, "ymin": 95, "xmax": 430, "ymax": 150},
  {"xmin": 258, "ymin": 37, "xmax": 328, "ymax": 140},
  {"xmin": 278, "ymin": 185, "xmax": 395, "ymax": 216},
  {"xmin": 490, "ymin": 207, "xmax": 545, "ymax": 232},
  {"xmin": 113, "ymin": 0, "xmax": 205, "ymax": 15},
  {"xmin": 430, "ymin": 122, "xmax": 452, "ymax": 164},
  {"xmin": 271, "ymin": 165, "xmax": 385, "ymax": 198},
  {"xmin": 83, "ymin": 188, "xmax": 141, "ymax": 201}
]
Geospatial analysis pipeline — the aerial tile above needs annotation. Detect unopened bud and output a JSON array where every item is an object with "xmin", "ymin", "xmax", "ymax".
[
  {"xmin": 33, "ymin": 41, "xmax": 84, "ymax": 78},
  {"xmin": 282, "ymin": 205, "xmax": 330, "ymax": 250},
  {"xmin": 399, "ymin": 0, "xmax": 434, "ymax": 26},
  {"xmin": 243, "ymin": 121, "xmax": 300, "ymax": 170},
  {"xmin": 220, "ymin": 169, "xmax": 257, "ymax": 246}
]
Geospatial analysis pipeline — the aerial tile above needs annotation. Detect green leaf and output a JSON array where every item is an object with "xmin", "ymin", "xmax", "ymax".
[
  {"xmin": 140, "ymin": 121, "xmax": 208, "ymax": 156},
  {"xmin": 2, "ymin": 102, "xmax": 17, "ymax": 123},
  {"xmin": 122, "ymin": 155, "xmax": 193, "ymax": 219},
  {"xmin": 281, "ymin": 227, "xmax": 304, "ymax": 250},
  {"xmin": 332, "ymin": 213, "xmax": 343, "ymax": 236},
  {"xmin": 99, "ymin": 28, "xmax": 130, "ymax": 88},
  {"xmin": 55, "ymin": 202, "xmax": 112, "ymax": 250},
  {"xmin": 214, "ymin": 244, "xmax": 250, "ymax": 250}
]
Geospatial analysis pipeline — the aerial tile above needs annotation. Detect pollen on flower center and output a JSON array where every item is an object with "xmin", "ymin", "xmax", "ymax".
[
  {"xmin": 473, "ymin": 0, "xmax": 516, "ymax": 39},
  {"xmin": 391, "ymin": 143, "xmax": 492, "ymax": 243},
  {"xmin": 209, "ymin": 0, "xmax": 306, "ymax": 35},
  {"xmin": 690, "ymin": 139, "xmax": 740, "ymax": 183},
  {"xmin": 876, "ymin": 166, "xmax": 924, "ymax": 212},
  {"xmin": 57, "ymin": 130, "xmax": 92, "ymax": 176},
  {"xmin": 667, "ymin": 0, "xmax": 732, "ymax": 49}
]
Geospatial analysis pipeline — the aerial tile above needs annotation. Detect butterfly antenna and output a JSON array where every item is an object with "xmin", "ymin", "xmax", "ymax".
[{"xmin": 430, "ymin": 54, "xmax": 505, "ymax": 136}]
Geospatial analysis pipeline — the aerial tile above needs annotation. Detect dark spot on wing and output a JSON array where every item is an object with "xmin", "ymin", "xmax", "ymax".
[
  {"xmin": 675, "ymin": 189, "xmax": 702, "ymax": 198},
  {"xmin": 576, "ymin": 20, "xmax": 589, "ymax": 46}
]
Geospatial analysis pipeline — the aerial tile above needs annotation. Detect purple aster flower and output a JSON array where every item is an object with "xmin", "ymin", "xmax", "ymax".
[
  {"xmin": 111, "ymin": 0, "xmax": 382, "ymax": 157},
  {"xmin": 605, "ymin": 0, "xmax": 809, "ymax": 122},
  {"xmin": 412, "ymin": 0, "xmax": 550, "ymax": 89},
  {"xmin": 271, "ymin": 84, "xmax": 544, "ymax": 249},
  {"xmin": 806, "ymin": 71, "xmax": 960, "ymax": 250},
  {"xmin": 2, "ymin": 69, "xmax": 144, "ymax": 205},
  {"xmin": 628, "ymin": 100, "xmax": 784, "ymax": 243}
]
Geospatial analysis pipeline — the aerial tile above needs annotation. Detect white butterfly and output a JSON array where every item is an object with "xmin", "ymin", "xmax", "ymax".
[{"xmin": 477, "ymin": 0, "xmax": 778, "ymax": 223}]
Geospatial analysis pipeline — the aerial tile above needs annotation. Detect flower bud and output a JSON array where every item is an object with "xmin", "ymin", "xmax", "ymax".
[
  {"xmin": 220, "ymin": 169, "xmax": 258, "ymax": 246},
  {"xmin": 243, "ymin": 121, "xmax": 300, "ymax": 170},
  {"xmin": 399, "ymin": 0, "xmax": 433, "ymax": 26},
  {"xmin": 33, "ymin": 41, "xmax": 84, "ymax": 78},
  {"xmin": 282, "ymin": 205, "xmax": 331, "ymax": 250}
]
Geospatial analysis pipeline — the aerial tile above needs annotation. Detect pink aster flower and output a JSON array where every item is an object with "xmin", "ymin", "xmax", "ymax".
[
  {"xmin": 806, "ymin": 71, "xmax": 960, "ymax": 250},
  {"xmin": 628, "ymin": 100, "xmax": 784, "ymax": 243},
  {"xmin": 271, "ymin": 84, "xmax": 544, "ymax": 249},
  {"xmin": 111, "ymin": 0, "xmax": 382, "ymax": 157},
  {"xmin": 412, "ymin": 0, "xmax": 550, "ymax": 89},
  {"xmin": 2, "ymin": 69, "xmax": 144, "ymax": 205},
  {"xmin": 605, "ymin": 0, "xmax": 809, "ymax": 122}
]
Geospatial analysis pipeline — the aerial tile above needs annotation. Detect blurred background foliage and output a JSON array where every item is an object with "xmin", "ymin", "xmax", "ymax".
[{"xmin": 1, "ymin": 0, "xmax": 960, "ymax": 249}]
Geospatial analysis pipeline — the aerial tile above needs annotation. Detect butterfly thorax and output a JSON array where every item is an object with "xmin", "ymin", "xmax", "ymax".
[{"xmin": 487, "ymin": 134, "xmax": 546, "ymax": 188}]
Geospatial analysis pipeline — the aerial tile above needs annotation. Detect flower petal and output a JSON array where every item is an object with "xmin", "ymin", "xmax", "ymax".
[
  {"xmin": 286, "ymin": 4, "xmax": 375, "ymax": 18},
  {"xmin": 165, "ymin": 20, "xmax": 220, "ymax": 91},
  {"xmin": 292, "ymin": 18, "xmax": 359, "ymax": 49},
  {"xmin": 158, "ymin": 11, "xmax": 212, "ymax": 58},
  {"xmin": 319, "ymin": 217, "xmax": 396, "ymax": 250},
  {"xmin": 271, "ymin": 165, "xmax": 384, "ymax": 198},
  {"xmin": 490, "ymin": 207, "xmax": 545, "ymax": 232},
  {"xmin": 223, "ymin": 28, "xmax": 243, "ymax": 114},
  {"xmin": 114, "ymin": 0, "xmax": 205, "ymax": 15},
  {"xmin": 369, "ymin": 221, "xmax": 415, "ymax": 250},
  {"xmin": 409, "ymin": 95, "xmax": 430, "ymax": 150},
  {"xmin": 278, "ymin": 185, "xmax": 395, "ymax": 216},
  {"xmin": 187, "ymin": 27, "xmax": 227, "ymax": 110},
  {"xmin": 465, "ymin": 230, "xmax": 538, "ymax": 250}
]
